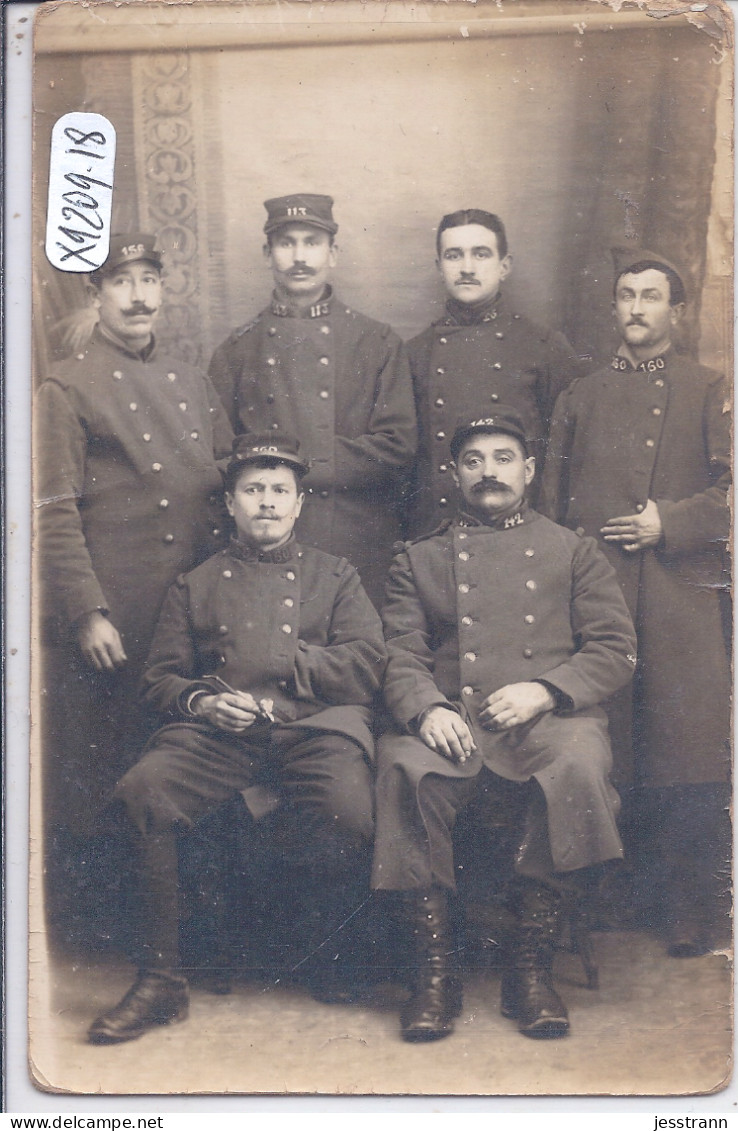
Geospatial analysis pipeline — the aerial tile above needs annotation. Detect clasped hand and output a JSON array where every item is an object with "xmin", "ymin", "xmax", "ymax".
[{"xmin": 194, "ymin": 690, "xmax": 261, "ymax": 733}]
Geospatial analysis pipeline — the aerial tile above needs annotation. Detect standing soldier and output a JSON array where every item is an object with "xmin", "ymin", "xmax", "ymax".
[
  {"xmin": 406, "ymin": 208, "xmax": 585, "ymax": 536},
  {"xmin": 208, "ymin": 193, "xmax": 416, "ymax": 608},
  {"xmin": 540, "ymin": 247, "xmax": 731, "ymax": 957},
  {"xmin": 35, "ymin": 234, "xmax": 234, "ymax": 873}
]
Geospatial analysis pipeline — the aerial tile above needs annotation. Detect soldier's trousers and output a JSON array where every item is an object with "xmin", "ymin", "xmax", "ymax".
[{"xmin": 112, "ymin": 722, "xmax": 374, "ymax": 969}]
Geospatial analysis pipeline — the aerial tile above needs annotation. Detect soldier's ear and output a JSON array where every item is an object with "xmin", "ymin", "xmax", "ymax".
[
  {"xmin": 524, "ymin": 456, "xmax": 536, "ymax": 486},
  {"xmin": 263, "ymin": 242, "xmax": 272, "ymax": 263},
  {"xmin": 669, "ymin": 302, "xmax": 685, "ymax": 327},
  {"xmin": 87, "ymin": 281, "xmax": 102, "ymax": 307},
  {"xmin": 294, "ymin": 491, "xmax": 305, "ymax": 518},
  {"xmin": 499, "ymin": 253, "xmax": 513, "ymax": 281},
  {"xmin": 224, "ymin": 491, "xmax": 235, "ymax": 518},
  {"xmin": 328, "ymin": 241, "xmax": 339, "ymax": 268},
  {"xmin": 451, "ymin": 462, "xmax": 460, "ymax": 489}
]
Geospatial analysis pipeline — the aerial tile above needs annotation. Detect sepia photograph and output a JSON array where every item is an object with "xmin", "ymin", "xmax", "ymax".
[{"xmin": 27, "ymin": 0, "xmax": 733, "ymax": 1098}]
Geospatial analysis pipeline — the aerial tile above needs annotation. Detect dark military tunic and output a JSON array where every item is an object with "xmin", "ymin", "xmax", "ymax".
[
  {"xmin": 405, "ymin": 294, "xmax": 584, "ymax": 536},
  {"xmin": 35, "ymin": 326, "xmax": 234, "ymax": 832},
  {"xmin": 539, "ymin": 350, "xmax": 731, "ymax": 788},
  {"xmin": 208, "ymin": 289, "xmax": 416, "ymax": 608},
  {"xmin": 371, "ymin": 508, "xmax": 637, "ymax": 891},
  {"xmin": 126, "ymin": 536, "xmax": 386, "ymax": 826}
]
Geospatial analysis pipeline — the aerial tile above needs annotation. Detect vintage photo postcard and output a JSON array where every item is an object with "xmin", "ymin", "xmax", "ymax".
[{"xmin": 27, "ymin": 0, "xmax": 733, "ymax": 1098}]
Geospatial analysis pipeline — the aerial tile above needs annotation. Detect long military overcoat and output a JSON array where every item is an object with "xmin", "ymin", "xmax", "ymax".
[
  {"xmin": 405, "ymin": 294, "xmax": 585, "ymax": 536},
  {"xmin": 208, "ymin": 290, "xmax": 417, "ymax": 608},
  {"xmin": 372, "ymin": 509, "xmax": 637, "ymax": 889},
  {"xmin": 35, "ymin": 328, "xmax": 234, "ymax": 832},
  {"xmin": 539, "ymin": 350, "xmax": 731, "ymax": 787}
]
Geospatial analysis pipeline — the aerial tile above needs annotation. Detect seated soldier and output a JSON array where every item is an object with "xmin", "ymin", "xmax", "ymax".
[
  {"xmin": 88, "ymin": 432, "xmax": 386, "ymax": 1044},
  {"xmin": 372, "ymin": 408, "xmax": 637, "ymax": 1042}
]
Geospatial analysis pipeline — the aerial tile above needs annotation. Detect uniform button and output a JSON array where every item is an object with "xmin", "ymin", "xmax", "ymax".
[
  {"xmin": 319, "ymin": 390, "xmax": 329, "ymax": 399},
  {"xmin": 267, "ymin": 358, "xmax": 276, "ymax": 367},
  {"xmin": 436, "ymin": 431, "xmax": 446, "ymax": 440},
  {"xmin": 457, "ymin": 531, "xmax": 467, "ymax": 540},
  {"xmin": 278, "ymin": 679, "xmax": 288, "ymax": 689},
  {"xmin": 163, "ymin": 533, "xmax": 174, "ymax": 544},
  {"xmin": 112, "ymin": 370, "xmax": 123, "ymax": 380},
  {"xmin": 458, "ymin": 583, "xmax": 470, "ymax": 594},
  {"xmin": 436, "ymin": 367, "xmax": 445, "ymax": 376},
  {"xmin": 143, "ymin": 433, "xmax": 151, "ymax": 442},
  {"xmin": 525, "ymin": 614, "xmax": 535, "ymax": 624},
  {"xmin": 439, "ymin": 337, "xmax": 448, "ymax": 345},
  {"xmin": 152, "ymin": 462, "xmax": 162, "ymax": 472},
  {"xmin": 462, "ymin": 685, "xmax": 474, "ymax": 696},
  {"xmin": 219, "ymin": 625, "xmax": 228, "ymax": 635},
  {"xmin": 179, "ymin": 401, "xmax": 187, "ymax": 411},
  {"xmin": 439, "ymin": 497, "xmax": 448, "ymax": 506},
  {"xmin": 490, "ymin": 393, "xmax": 500, "ymax": 402},
  {"xmin": 525, "ymin": 579, "xmax": 537, "ymax": 591},
  {"xmin": 464, "ymin": 651, "xmax": 477, "ymax": 662},
  {"xmin": 281, "ymin": 623, "xmax": 292, "ymax": 634},
  {"xmin": 493, "ymin": 363, "xmax": 502, "ymax": 371},
  {"xmin": 266, "ymin": 393, "xmax": 275, "ymax": 404},
  {"xmin": 461, "ymin": 615, "xmax": 473, "ymax": 626},
  {"xmin": 320, "ymin": 490, "xmax": 329, "ymax": 499},
  {"xmin": 320, "ymin": 325, "xmax": 330, "ymax": 335},
  {"xmin": 76, "ymin": 353, "xmax": 85, "ymax": 361},
  {"xmin": 219, "ymin": 655, "xmax": 226, "ymax": 665},
  {"xmin": 159, "ymin": 498, "xmax": 169, "ymax": 508},
  {"xmin": 268, "ymin": 327, "xmax": 277, "ymax": 336},
  {"xmin": 654, "ymin": 378, "xmax": 664, "ymax": 387},
  {"xmin": 524, "ymin": 548, "xmax": 535, "ymax": 557},
  {"xmin": 635, "ymin": 503, "xmax": 644, "ymax": 513},
  {"xmin": 319, "ymin": 357, "xmax": 330, "ymax": 366},
  {"xmin": 435, "ymin": 397, "xmax": 445, "ymax": 407},
  {"xmin": 438, "ymin": 463, "xmax": 448, "ymax": 473},
  {"xmin": 523, "ymin": 647, "xmax": 533, "ymax": 659},
  {"xmin": 458, "ymin": 551, "xmax": 469, "ymax": 561},
  {"xmin": 646, "ymin": 439, "xmax": 655, "ymax": 448},
  {"xmin": 167, "ymin": 372, "xmax": 177, "ymax": 382},
  {"xmin": 129, "ymin": 402, "xmax": 137, "ymax": 411},
  {"xmin": 212, "ymin": 528, "xmax": 221, "ymax": 537},
  {"xmin": 283, "ymin": 597, "xmax": 294, "ymax": 608},
  {"xmin": 495, "ymin": 331, "xmax": 504, "ymax": 339},
  {"xmin": 223, "ymin": 569, "xmax": 232, "ymax": 579},
  {"xmin": 271, "ymin": 422, "xmax": 279, "ymax": 430},
  {"xmin": 652, "ymin": 407, "xmax": 661, "ymax": 416},
  {"xmin": 286, "ymin": 570, "xmax": 296, "ymax": 581},
  {"xmin": 190, "ymin": 431, "xmax": 199, "ymax": 440}
]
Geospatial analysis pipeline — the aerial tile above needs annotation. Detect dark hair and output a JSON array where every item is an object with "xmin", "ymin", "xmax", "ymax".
[
  {"xmin": 224, "ymin": 456, "xmax": 302, "ymax": 495},
  {"xmin": 614, "ymin": 261, "xmax": 686, "ymax": 307},
  {"xmin": 436, "ymin": 210, "xmax": 508, "ymax": 259}
]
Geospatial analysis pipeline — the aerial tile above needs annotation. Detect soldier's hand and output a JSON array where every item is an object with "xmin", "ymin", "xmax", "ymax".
[
  {"xmin": 601, "ymin": 498, "xmax": 663, "ymax": 552},
  {"xmin": 195, "ymin": 691, "xmax": 259, "ymax": 733},
  {"xmin": 75, "ymin": 610, "xmax": 127, "ymax": 672},
  {"xmin": 418, "ymin": 706, "xmax": 476, "ymax": 764},
  {"xmin": 479, "ymin": 682, "xmax": 555, "ymax": 730}
]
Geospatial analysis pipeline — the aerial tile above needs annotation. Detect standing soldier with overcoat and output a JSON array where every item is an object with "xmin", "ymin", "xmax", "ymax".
[
  {"xmin": 540, "ymin": 247, "xmax": 731, "ymax": 956},
  {"xmin": 35, "ymin": 234, "xmax": 234, "ymax": 871},
  {"xmin": 208, "ymin": 193, "xmax": 417, "ymax": 608},
  {"xmin": 405, "ymin": 208, "xmax": 586, "ymax": 536}
]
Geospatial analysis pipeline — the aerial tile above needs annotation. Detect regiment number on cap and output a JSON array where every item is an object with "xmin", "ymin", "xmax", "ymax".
[
  {"xmin": 45, "ymin": 112, "xmax": 116, "ymax": 272},
  {"xmin": 286, "ymin": 206, "xmax": 308, "ymax": 217}
]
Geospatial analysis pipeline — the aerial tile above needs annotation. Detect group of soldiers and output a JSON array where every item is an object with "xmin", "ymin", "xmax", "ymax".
[{"xmin": 35, "ymin": 194, "xmax": 731, "ymax": 1048}]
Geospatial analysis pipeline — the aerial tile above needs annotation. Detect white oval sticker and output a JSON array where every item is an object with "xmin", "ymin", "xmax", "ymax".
[{"xmin": 45, "ymin": 112, "xmax": 116, "ymax": 273}]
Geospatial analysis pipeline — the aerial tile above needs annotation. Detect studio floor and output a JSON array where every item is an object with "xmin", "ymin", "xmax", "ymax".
[{"xmin": 29, "ymin": 930, "xmax": 732, "ymax": 1099}]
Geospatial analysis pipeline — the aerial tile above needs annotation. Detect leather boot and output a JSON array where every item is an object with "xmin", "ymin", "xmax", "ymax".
[
  {"xmin": 400, "ymin": 888, "xmax": 463, "ymax": 1043},
  {"xmin": 501, "ymin": 880, "xmax": 569, "ymax": 1039},
  {"xmin": 88, "ymin": 971, "xmax": 189, "ymax": 1044}
]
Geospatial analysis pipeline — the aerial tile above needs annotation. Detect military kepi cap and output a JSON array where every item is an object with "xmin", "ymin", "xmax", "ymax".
[
  {"xmin": 450, "ymin": 407, "xmax": 529, "ymax": 460},
  {"xmin": 93, "ymin": 233, "xmax": 164, "ymax": 277},
  {"xmin": 611, "ymin": 245, "xmax": 687, "ymax": 299},
  {"xmin": 228, "ymin": 431, "xmax": 311, "ymax": 478},
  {"xmin": 263, "ymin": 194, "xmax": 338, "ymax": 237}
]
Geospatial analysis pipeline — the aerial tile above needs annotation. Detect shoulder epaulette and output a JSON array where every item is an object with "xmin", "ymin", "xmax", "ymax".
[
  {"xmin": 231, "ymin": 315, "xmax": 261, "ymax": 340},
  {"xmin": 402, "ymin": 518, "xmax": 455, "ymax": 548}
]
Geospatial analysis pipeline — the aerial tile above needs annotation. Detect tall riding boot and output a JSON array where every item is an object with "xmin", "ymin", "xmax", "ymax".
[
  {"xmin": 400, "ymin": 888, "xmax": 463, "ymax": 1043},
  {"xmin": 501, "ymin": 879, "xmax": 569, "ymax": 1039}
]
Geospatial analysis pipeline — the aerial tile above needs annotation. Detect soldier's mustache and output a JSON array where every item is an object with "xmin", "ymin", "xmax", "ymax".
[
  {"xmin": 123, "ymin": 304, "xmax": 156, "ymax": 316},
  {"xmin": 288, "ymin": 265, "xmax": 316, "ymax": 276},
  {"xmin": 456, "ymin": 275, "xmax": 479, "ymax": 284},
  {"xmin": 472, "ymin": 478, "xmax": 507, "ymax": 494}
]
